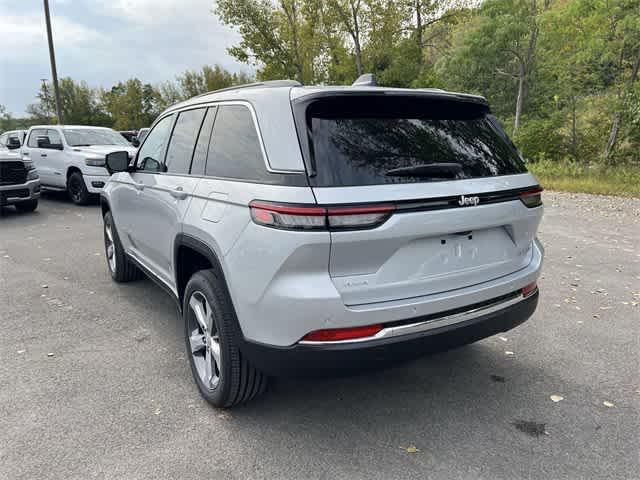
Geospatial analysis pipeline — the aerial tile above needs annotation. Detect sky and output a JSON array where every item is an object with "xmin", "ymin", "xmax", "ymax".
[{"xmin": 0, "ymin": 0, "xmax": 247, "ymax": 116}]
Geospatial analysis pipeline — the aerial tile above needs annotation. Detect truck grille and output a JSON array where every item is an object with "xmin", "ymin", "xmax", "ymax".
[{"xmin": 0, "ymin": 162, "xmax": 28, "ymax": 186}]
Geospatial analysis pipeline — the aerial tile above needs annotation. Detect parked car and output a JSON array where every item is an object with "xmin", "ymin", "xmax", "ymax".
[
  {"xmin": 0, "ymin": 130, "xmax": 27, "ymax": 151},
  {"xmin": 101, "ymin": 77, "xmax": 544, "ymax": 407},
  {"xmin": 0, "ymin": 147, "xmax": 40, "ymax": 212},
  {"xmin": 21, "ymin": 125, "xmax": 137, "ymax": 205},
  {"xmin": 132, "ymin": 127, "xmax": 150, "ymax": 147},
  {"xmin": 119, "ymin": 130, "xmax": 138, "ymax": 143}
]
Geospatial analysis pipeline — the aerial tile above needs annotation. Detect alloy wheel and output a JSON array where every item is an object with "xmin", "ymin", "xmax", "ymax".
[
  {"xmin": 188, "ymin": 291, "xmax": 221, "ymax": 389},
  {"xmin": 104, "ymin": 223, "xmax": 116, "ymax": 273}
]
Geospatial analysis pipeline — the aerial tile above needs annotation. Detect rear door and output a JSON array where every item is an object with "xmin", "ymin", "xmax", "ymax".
[{"xmin": 296, "ymin": 94, "xmax": 543, "ymax": 306}]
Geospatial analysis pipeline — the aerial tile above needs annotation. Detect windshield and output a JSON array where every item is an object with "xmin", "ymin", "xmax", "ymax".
[
  {"xmin": 298, "ymin": 95, "xmax": 527, "ymax": 187},
  {"xmin": 63, "ymin": 128, "xmax": 131, "ymax": 147}
]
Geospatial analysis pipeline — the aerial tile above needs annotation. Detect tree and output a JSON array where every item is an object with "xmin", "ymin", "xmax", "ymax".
[
  {"xmin": 100, "ymin": 78, "xmax": 162, "ymax": 130},
  {"xmin": 157, "ymin": 65, "xmax": 253, "ymax": 108},
  {"xmin": 27, "ymin": 78, "xmax": 109, "ymax": 126},
  {"xmin": 215, "ymin": 0, "xmax": 318, "ymax": 82}
]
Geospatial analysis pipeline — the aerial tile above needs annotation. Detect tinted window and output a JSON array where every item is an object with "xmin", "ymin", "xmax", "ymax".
[
  {"xmin": 28, "ymin": 129, "xmax": 47, "ymax": 147},
  {"xmin": 137, "ymin": 115, "xmax": 174, "ymax": 172},
  {"xmin": 301, "ymin": 96, "xmax": 527, "ymax": 187},
  {"xmin": 165, "ymin": 108, "xmax": 206, "ymax": 174},
  {"xmin": 190, "ymin": 107, "xmax": 216, "ymax": 176},
  {"xmin": 205, "ymin": 105, "xmax": 265, "ymax": 180}
]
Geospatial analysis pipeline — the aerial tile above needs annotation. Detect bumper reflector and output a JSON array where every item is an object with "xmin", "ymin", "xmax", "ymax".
[
  {"xmin": 302, "ymin": 324, "xmax": 383, "ymax": 342},
  {"xmin": 522, "ymin": 281, "xmax": 538, "ymax": 298}
]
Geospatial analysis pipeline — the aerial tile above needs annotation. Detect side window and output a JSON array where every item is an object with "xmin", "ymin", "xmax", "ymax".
[
  {"xmin": 190, "ymin": 107, "xmax": 216, "ymax": 176},
  {"xmin": 27, "ymin": 129, "xmax": 47, "ymax": 147},
  {"xmin": 165, "ymin": 108, "xmax": 206, "ymax": 174},
  {"xmin": 136, "ymin": 115, "xmax": 174, "ymax": 172},
  {"xmin": 47, "ymin": 129, "xmax": 62, "ymax": 147},
  {"xmin": 8, "ymin": 134, "xmax": 20, "ymax": 146},
  {"xmin": 205, "ymin": 105, "xmax": 265, "ymax": 180}
]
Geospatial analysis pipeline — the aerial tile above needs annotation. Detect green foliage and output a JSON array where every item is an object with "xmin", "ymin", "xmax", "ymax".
[
  {"xmin": 4, "ymin": 0, "xmax": 639, "ymax": 178},
  {"xmin": 5, "ymin": 65, "xmax": 253, "ymax": 133},
  {"xmin": 530, "ymin": 158, "xmax": 640, "ymax": 196},
  {"xmin": 101, "ymin": 78, "xmax": 161, "ymax": 130},
  {"xmin": 26, "ymin": 78, "xmax": 110, "ymax": 126}
]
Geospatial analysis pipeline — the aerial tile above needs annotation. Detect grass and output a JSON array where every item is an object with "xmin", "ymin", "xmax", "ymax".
[{"xmin": 528, "ymin": 160, "xmax": 640, "ymax": 197}]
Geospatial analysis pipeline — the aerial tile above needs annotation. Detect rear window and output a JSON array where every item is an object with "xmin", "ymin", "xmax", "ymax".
[{"xmin": 299, "ymin": 96, "xmax": 527, "ymax": 187}]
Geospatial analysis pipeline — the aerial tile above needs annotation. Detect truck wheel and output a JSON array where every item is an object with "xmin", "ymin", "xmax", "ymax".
[
  {"xmin": 103, "ymin": 211, "xmax": 141, "ymax": 282},
  {"xmin": 184, "ymin": 269, "xmax": 267, "ymax": 408},
  {"xmin": 68, "ymin": 171, "xmax": 90, "ymax": 205},
  {"xmin": 15, "ymin": 200, "xmax": 38, "ymax": 213}
]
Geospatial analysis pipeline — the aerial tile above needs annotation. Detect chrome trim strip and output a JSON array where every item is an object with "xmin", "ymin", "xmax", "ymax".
[
  {"xmin": 298, "ymin": 293, "xmax": 527, "ymax": 345},
  {"xmin": 158, "ymin": 100, "xmax": 302, "ymax": 174}
]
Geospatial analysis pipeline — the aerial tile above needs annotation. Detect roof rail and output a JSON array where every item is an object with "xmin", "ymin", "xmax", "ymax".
[
  {"xmin": 193, "ymin": 79, "xmax": 302, "ymax": 98},
  {"xmin": 352, "ymin": 73, "xmax": 377, "ymax": 87}
]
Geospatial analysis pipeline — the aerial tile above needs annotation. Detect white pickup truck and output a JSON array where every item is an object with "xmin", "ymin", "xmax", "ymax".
[{"xmin": 21, "ymin": 125, "xmax": 137, "ymax": 204}]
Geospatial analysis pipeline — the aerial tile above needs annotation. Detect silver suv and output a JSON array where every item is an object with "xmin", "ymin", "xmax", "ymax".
[{"xmin": 101, "ymin": 79, "xmax": 544, "ymax": 407}]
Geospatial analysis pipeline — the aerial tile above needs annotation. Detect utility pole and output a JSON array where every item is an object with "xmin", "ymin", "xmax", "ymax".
[{"xmin": 43, "ymin": 0, "xmax": 63, "ymax": 124}]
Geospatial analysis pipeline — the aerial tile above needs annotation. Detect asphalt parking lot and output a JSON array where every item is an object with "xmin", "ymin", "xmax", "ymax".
[{"xmin": 1, "ymin": 191, "xmax": 638, "ymax": 480}]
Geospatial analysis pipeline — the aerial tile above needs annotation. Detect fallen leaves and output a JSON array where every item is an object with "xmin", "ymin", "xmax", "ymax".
[
  {"xmin": 400, "ymin": 446, "xmax": 420, "ymax": 454},
  {"xmin": 550, "ymin": 395, "xmax": 564, "ymax": 403}
]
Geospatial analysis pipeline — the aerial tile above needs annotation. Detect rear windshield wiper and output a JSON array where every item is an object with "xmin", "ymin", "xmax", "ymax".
[{"xmin": 385, "ymin": 163, "xmax": 463, "ymax": 178}]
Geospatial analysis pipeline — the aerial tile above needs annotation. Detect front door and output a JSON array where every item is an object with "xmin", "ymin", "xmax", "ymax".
[
  {"xmin": 43, "ymin": 129, "xmax": 67, "ymax": 188},
  {"xmin": 133, "ymin": 107, "xmax": 207, "ymax": 287}
]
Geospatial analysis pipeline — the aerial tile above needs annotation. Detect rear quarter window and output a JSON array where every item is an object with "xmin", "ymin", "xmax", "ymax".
[{"xmin": 298, "ymin": 95, "xmax": 527, "ymax": 187}]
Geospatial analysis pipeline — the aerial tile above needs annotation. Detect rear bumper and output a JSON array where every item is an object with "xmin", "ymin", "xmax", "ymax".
[
  {"xmin": 240, "ymin": 290, "xmax": 538, "ymax": 377},
  {"xmin": 0, "ymin": 179, "xmax": 41, "ymax": 205}
]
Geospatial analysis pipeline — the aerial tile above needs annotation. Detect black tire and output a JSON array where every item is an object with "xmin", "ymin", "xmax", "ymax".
[
  {"xmin": 103, "ymin": 211, "xmax": 141, "ymax": 282},
  {"xmin": 67, "ymin": 171, "xmax": 91, "ymax": 205},
  {"xmin": 14, "ymin": 200, "xmax": 38, "ymax": 213},
  {"xmin": 184, "ymin": 269, "xmax": 267, "ymax": 408}
]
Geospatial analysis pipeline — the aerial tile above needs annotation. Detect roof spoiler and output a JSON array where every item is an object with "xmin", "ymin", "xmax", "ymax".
[{"xmin": 352, "ymin": 73, "xmax": 377, "ymax": 87}]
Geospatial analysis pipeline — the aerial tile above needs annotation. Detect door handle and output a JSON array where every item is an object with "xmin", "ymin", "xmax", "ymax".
[
  {"xmin": 41, "ymin": 154, "xmax": 47, "ymax": 157},
  {"xmin": 133, "ymin": 181, "xmax": 145, "ymax": 191},
  {"xmin": 170, "ymin": 186, "xmax": 187, "ymax": 200},
  {"xmin": 23, "ymin": 152, "xmax": 29, "ymax": 156}
]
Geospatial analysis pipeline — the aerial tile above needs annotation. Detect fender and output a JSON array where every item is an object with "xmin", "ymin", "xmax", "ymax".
[{"xmin": 173, "ymin": 233, "xmax": 247, "ymax": 341}]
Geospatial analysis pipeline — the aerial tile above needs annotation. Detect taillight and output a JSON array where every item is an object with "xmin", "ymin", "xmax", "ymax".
[
  {"xmin": 520, "ymin": 187, "xmax": 543, "ymax": 208},
  {"xmin": 249, "ymin": 201, "xmax": 395, "ymax": 231},
  {"xmin": 522, "ymin": 281, "xmax": 538, "ymax": 297},
  {"xmin": 302, "ymin": 324, "xmax": 383, "ymax": 342}
]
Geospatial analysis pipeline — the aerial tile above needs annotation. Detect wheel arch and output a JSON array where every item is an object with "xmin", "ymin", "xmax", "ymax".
[
  {"xmin": 174, "ymin": 234, "xmax": 231, "ymax": 308},
  {"xmin": 100, "ymin": 195, "xmax": 111, "ymax": 217},
  {"xmin": 66, "ymin": 165, "xmax": 82, "ymax": 181}
]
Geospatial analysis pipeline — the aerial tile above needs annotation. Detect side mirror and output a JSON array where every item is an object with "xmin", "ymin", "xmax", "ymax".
[
  {"xmin": 131, "ymin": 137, "xmax": 140, "ymax": 147},
  {"xmin": 105, "ymin": 151, "xmax": 130, "ymax": 173},
  {"xmin": 7, "ymin": 138, "xmax": 21, "ymax": 149}
]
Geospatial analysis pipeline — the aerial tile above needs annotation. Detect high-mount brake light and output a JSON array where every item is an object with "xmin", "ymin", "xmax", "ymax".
[
  {"xmin": 249, "ymin": 201, "xmax": 395, "ymax": 230},
  {"xmin": 520, "ymin": 187, "xmax": 543, "ymax": 208}
]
